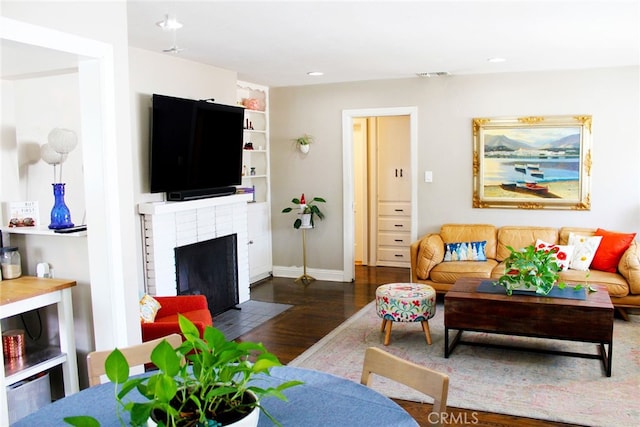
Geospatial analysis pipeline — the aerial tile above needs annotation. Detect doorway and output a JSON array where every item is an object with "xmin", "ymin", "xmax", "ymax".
[{"xmin": 342, "ymin": 107, "xmax": 418, "ymax": 282}]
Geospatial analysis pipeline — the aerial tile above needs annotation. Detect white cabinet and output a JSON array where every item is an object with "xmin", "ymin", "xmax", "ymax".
[
  {"xmin": 247, "ymin": 203, "xmax": 272, "ymax": 282},
  {"xmin": 376, "ymin": 116, "xmax": 411, "ymax": 267},
  {"xmin": 237, "ymin": 81, "xmax": 272, "ymax": 282}
]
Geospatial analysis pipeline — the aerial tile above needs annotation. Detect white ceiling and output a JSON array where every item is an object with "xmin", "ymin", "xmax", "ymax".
[
  {"xmin": 2, "ymin": 1, "xmax": 638, "ymax": 86},
  {"xmin": 126, "ymin": 0, "xmax": 640, "ymax": 87}
]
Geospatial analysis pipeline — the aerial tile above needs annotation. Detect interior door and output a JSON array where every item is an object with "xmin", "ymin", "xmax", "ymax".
[{"xmin": 353, "ymin": 115, "xmax": 411, "ymax": 267}]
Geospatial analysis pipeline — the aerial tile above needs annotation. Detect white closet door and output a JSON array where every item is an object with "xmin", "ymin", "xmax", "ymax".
[{"xmin": 377, "ymin": 116, "xmax": 411, "ymax": 201}]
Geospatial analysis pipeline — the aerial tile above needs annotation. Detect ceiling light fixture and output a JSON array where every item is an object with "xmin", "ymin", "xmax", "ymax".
[
  {"xmin": 307, "ymin": 71, "xmax": 324, "ymax": 76},
  {"xmin": 416, "ymin": 71, "xmax": 450, "ymax": 78},
  {"xmin": 162, "ymin": 29, "xmax": 184, "ymax": 54},
  {"xmin": 487, "ymin": 57, "xmax": 506, "ymax": 63},
  {"xmin": 156, "ymin": 14, "xmax": 183, "ymax": 30}
]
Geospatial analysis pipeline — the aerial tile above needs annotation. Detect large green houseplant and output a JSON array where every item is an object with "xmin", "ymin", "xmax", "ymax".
[
  {"xmin": 65, "ymin": 315, "xmax": 302, "ymax": 427},
  {"xmin": 281, "ymin": 194, "xmax": 326, "ymax": 229},
  {"xmin": 496, "ymin": 245, "xmax": 595, "ymax": 296}
]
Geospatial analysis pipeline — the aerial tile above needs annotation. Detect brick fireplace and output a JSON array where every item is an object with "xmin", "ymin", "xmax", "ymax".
[{"xmin": 138, "ymin": 194, "xmax": 252, "ymax": 304}]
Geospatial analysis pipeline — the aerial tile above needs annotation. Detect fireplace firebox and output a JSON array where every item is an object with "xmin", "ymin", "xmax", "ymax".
[{"xmin": 175, "ymin": 234, "xmax": 239, "ymax": 316}]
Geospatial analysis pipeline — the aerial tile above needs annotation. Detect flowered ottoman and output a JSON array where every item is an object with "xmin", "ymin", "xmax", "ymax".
[{"xmin": 375, "ymin": 283, "xmax": 436, "ymax": 346}]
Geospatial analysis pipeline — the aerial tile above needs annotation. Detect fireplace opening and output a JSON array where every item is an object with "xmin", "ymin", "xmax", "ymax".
[{"xmin": 175, "ymin": 234, "xmax": 239, "ymax": 316}]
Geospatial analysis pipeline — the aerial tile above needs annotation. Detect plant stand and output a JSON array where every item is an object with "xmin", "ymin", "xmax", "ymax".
[{"xmin": 295, "ymin": 226, "xmax": 315, "ymax": 285}]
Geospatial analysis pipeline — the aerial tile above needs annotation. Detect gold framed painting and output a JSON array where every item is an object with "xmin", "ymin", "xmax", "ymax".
[{"xmin": 473, "ymin": 115, "xmax": 592, "ymax": 210}]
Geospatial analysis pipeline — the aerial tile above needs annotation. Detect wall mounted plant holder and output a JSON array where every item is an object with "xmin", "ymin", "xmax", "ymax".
[{"xmin": 295, "ymin": 134, "xmax": 313, "ymax": 154}]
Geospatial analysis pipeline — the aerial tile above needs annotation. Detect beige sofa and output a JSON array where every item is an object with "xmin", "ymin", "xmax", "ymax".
[{"xmin": 410, "ymin": 224, "xmax": 640, "ymax": 319}]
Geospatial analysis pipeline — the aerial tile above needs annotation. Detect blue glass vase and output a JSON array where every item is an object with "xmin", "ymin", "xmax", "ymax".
[{"xmin": 48, "ymin": 183, "xmax": 74, "ymax": 229}]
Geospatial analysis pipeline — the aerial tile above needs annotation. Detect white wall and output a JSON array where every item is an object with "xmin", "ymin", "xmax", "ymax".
[
  {"xmin": 270, "ymin": 67, "xmax": 640, "ymax": 273},
  {"xmin": 12, "ymin": 72, "xmax": 85, "ymax": 221},
  {"xmin": 128, "ymin": 47, "xmax": 237, "ymax": 206}
]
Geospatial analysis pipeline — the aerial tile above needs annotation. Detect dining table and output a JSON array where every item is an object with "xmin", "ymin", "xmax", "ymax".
[{"xmin": 13, "ymin": 365, "xmax": 418, "ymax": 426}]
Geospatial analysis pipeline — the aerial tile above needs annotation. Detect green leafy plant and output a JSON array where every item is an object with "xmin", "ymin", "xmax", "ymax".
[
  {"xmin": 497, "ymin": 245, "xmax": 561, "ymax": 295},
  {"xmin": 281, "ymin": 194, "xmax": 326, "ymax": 229},
  {"xmin": 294, "ymin": 134, "xmax": 313, "ymax": 146},
  {"xmin": 496, "ymin": 245, "xmax": 596, "ymax": 296},
  {"xmin": 65, "ymin": 315, "xmax": 302, "ymax": 427}
]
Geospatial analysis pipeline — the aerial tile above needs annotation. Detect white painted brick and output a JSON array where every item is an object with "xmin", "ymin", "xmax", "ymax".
[{"xmin": 141, "ymin": 197, "xmax": 250, "ymax": 299}]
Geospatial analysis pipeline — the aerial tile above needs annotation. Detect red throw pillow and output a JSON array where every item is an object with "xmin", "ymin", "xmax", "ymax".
[{"xmin": 590, "ymin": 228, "xmax": 636, "ymax": 273}]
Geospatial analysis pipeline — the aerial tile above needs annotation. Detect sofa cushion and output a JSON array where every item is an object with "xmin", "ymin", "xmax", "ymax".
[
  {"xmin": 567, "ymin": 233, "xmax": 602, "ymax": 271},
  {"xmin": 139, "ymin": 294, "xmax": 162, "ymax": 323},
  {"xmin": 535, "ymin": 239, "xmax": 574, "ymax": 271},
  {"xmin": 591, "ymin": 228, "xmax": 637, "ymax": 273},
  {"xmin": 559, "ymin": 269, "xmax": 629, "ymax": 297},
  {"xmin": 415, "ymin": 234, "xmax": 445, "ymax": 279},
  {"xmin": 155, "ymin": 309, "xmax": 213, "ymax": 326},
  {"xmin": 440, "ymin": 224, "xmax": 497, "ymax": 259},
  {"xmin": 443, "ymin": 241, "xmax": 487, "ymax": 261},
  {"xmin": 496, "ymin": 226, "xmax": 558, "ymax": 261},
  {"xmin": 618, "ymin": 241, "xmax": 640, "ymax": 294},
  {"xmin": 559, "ymin": 227, "xmax": 596, "ymax": 245},
  {"xmin": 429, "ymin": 259, "xmax": 498, "ymax": 283}
]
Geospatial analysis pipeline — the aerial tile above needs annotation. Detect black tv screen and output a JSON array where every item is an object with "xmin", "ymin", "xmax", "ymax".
[{"xmin": 150, "ymin": 94, "xmax": 244, "ymax": 200}]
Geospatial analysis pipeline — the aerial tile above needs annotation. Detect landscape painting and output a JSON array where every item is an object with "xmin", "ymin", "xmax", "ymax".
[{"xmin": 473, "ymin": 115, "xmax": 592, "ymax": 210}]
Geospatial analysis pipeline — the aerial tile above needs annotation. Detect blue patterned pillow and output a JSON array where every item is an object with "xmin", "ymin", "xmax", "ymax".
[{"xmin": 443, "ymin": 241, "xmax": 487, "ymax": 261}]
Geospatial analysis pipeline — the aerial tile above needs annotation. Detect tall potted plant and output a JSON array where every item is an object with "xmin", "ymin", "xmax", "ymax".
[
  {"xmin": 282, "ymin": 194, "xmax": 326, "ymax": 229},
  {"xmin": 65, "ymin": 315, "xmax": 302, "ymax": 427}
]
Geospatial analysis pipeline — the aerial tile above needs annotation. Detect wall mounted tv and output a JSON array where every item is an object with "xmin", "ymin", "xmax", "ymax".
[{"xmin": 150, "ymin": 94, "xmax": 244, "ymax": 201}]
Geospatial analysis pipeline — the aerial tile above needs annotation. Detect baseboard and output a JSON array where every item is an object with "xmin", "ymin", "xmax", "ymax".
[{"xmin": 272, "ymin": 266, "xmax": 346, "ymax": 282}]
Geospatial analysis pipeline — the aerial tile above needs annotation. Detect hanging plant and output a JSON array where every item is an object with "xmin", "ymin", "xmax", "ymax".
[{"xmin": 294, "ymin": 134, "xmax": 313, "ymax": 153}]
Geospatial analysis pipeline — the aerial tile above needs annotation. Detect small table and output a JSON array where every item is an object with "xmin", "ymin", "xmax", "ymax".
[
  {"xmin": 14, "ymin": 366, "xmax": 418, "ymax": 426},
  {"xmin": 444, "ymin": 277, "xmax": 614, "ymax": 376},
  {"xmin": 0, "ymin": 276, "xmax": 79, "ymax": 425}
]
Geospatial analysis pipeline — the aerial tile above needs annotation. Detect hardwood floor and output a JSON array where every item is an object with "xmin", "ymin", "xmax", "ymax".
[{"xmin": 239, "ymin": 266, "xmax": 582, "ymax": 427}]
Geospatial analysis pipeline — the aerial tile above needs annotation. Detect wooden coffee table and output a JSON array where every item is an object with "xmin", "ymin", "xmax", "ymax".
[{"xmin": 444, "ymin": 277, "xmax": 614, "ymax": 376}]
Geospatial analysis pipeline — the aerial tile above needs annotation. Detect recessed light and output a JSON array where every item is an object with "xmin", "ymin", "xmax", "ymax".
[
  {"xmin": 307, "ymin": 71, "xmax": 324, "ymax": 76},
  {"xmin": 487, "ymin": 57, "xmax": 506, "ymax": 63}
]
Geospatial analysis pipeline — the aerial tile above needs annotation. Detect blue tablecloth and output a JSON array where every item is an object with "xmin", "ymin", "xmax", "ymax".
[{"xmin": 13, "ymin": 366, "xmax": 418, "ymax": 426}]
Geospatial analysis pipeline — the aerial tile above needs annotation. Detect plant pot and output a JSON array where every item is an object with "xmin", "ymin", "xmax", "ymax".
[
  {"xmin": 148, "ymin": 390, "xmax": 260, "ymax": 427},
  {"xmin": 298, "ymin": 143, "xmax": 310, "ymax": 154},
  {"xmin": 300, "ymin": 213, "xmax": 312, "ymax": 228},
  {"xmin": 147, "ymin": 406, "xmax": 258, "ymax": 427}
]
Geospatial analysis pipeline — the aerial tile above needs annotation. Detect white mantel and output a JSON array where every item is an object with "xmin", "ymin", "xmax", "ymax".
[{"xmin": 138, "ymin": 194, "xmax": 252, "ymax": 303}]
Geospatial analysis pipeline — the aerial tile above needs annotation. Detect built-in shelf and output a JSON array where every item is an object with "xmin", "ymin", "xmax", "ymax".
[
  {"xmin": 1, "ymin": 226, "xmax": 87, "ymax": 237},
  {"xmin": 4, "ymin": 346, "xmax": 66, "ymax": 383}
]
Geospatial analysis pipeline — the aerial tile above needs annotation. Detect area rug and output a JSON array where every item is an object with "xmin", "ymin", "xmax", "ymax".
[{"xmin": 289, "ymin": 301, "xmax": 640, "ymax": 426}]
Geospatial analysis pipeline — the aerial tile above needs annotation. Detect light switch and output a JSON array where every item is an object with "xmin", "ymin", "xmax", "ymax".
[{"xmin": 424, "ymin": 171, "xmax": 433, "ymax": 182}]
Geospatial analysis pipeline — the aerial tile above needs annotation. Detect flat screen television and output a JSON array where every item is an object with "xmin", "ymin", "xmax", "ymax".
[{"xmin": 150, "ymin": 94, "xmax": 244, "ymax": 201}]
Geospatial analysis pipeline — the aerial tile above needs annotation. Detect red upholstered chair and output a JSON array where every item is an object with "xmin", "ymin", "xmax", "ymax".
[{"xmin": 141, "ymin": 295, "xmax": 213, "ymax": 342}]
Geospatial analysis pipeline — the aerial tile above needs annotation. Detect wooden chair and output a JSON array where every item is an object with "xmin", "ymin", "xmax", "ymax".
[
  {"xmin": 86, "ymin": 333, "xmax": 182, "ymax": 386},
  {"xmin": 360, "ymin": 347, "xmax": 449, "ymax": 426}
]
